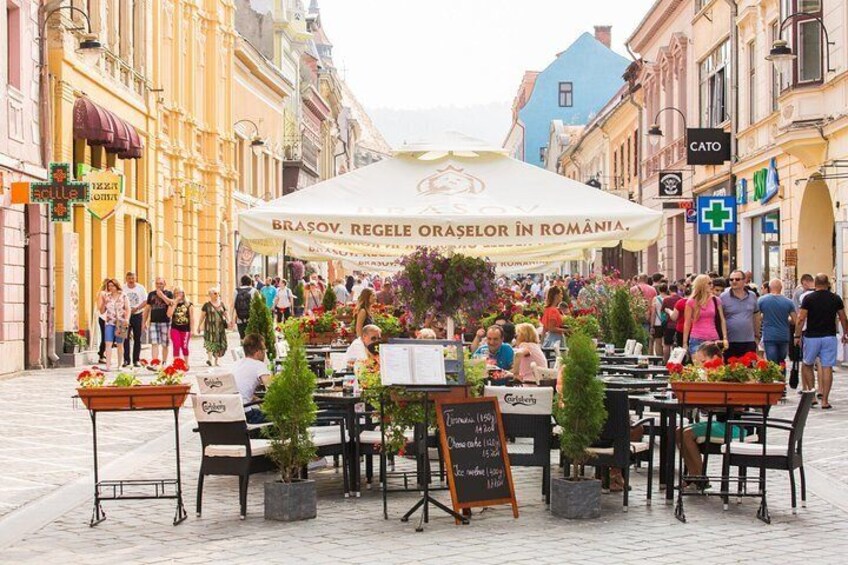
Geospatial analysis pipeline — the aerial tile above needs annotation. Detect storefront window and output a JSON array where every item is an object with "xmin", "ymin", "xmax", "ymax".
[{"xmin": 752, "ymin": 211, "xmax": 781, "ymax": 285}]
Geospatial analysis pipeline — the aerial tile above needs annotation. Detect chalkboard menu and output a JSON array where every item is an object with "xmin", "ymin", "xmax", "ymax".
[{"xmin": 435, "ymin": 397, "xmax": 518, "ymax": 517}]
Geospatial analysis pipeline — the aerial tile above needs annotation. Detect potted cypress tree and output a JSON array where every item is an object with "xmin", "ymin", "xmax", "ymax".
[
  {"xmin": 551, "ymin": 332, "xmax": 607, "ymax": 519},
  {"xmin": 262, "ymin": 333, "xmax": 318, "ymax": 521},
  {"xmin": 245, "ymin": 292, "xmax": 277, "ymax": 364},
  {"xmin": 609, "ymin": 287, "xmax": 637, "ymax": 349},
  {"xmin": 321, "ymin": 284, "xmax": 337, "ymax": 312},
  {"xmin": 293, "ymin": 281, "xmax": 305, "ymax": 317}
]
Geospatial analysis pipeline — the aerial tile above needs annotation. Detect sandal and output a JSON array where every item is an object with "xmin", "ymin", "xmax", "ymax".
[{"xmin": 821, "ymin": 404, "xmax": 833, "ymax": 410}]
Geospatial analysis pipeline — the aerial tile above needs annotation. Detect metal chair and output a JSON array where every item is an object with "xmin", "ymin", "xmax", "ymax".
[{"xmin": 723, "ymin": 391, "xmax": 815, "ymax": 514}]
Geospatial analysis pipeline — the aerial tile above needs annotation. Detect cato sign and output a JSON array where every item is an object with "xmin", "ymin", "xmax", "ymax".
[
  {"xmin": 696, "ymin": 195, "xmax": 737, "ymax": 235},
  {"xmin": 84, "ymin": 169, "xmax": 124, "ymax": 220}
]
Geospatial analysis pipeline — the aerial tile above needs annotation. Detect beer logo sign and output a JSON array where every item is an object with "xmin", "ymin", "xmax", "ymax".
[
  {"xmin": 84, "ymin": 169, "xmax": 123, "ymax": 220},
  {"xmin": 417, "ymin": 165, "xmax": 485, "ymax": 196}
]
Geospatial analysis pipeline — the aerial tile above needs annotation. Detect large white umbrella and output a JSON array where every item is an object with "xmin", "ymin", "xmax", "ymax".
[{"xmin": 238, "ymin": 132, "xmax": 662, "ymax": 271}]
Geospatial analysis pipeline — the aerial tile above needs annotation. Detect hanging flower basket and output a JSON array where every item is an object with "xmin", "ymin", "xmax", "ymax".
[{"xmin": 77, "ymin": 384, "xmax": 191, "ymax": 411}]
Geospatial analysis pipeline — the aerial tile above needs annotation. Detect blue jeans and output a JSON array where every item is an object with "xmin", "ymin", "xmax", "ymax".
[{"xmin": 763, "ymin": 341, "xmax": 789, "ymax": 364}]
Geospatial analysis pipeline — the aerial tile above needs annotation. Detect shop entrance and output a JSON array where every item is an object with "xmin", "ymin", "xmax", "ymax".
[{"xmin": 797, "ymin": 177, "xmax": 835, "ymax": 278}]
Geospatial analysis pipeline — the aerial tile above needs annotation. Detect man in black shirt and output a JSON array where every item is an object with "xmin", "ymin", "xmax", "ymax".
[
  {"xmin": 795, "ymin": 274, "xmax": 848, "ymax": 409},
  {"xmin": 145, "ymin": 277, "xmax": 175, "ymax": 366}
]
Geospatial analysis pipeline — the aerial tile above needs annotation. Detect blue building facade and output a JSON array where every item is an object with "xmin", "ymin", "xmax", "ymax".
[{"xmin": 519, "ymin": 32, "xmax": 629, "ymax": 167}]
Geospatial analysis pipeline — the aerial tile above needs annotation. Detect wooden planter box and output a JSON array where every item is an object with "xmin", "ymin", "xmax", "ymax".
[
  {"xmin": 671, "ymin": 381, "xmax": 785, "ymax": 407},
  {"xmin": 77, "ymin": 385, "xmax": 191, "ymax": 411},
  {"xmin": 306, "ymin": 332, "xmax": 337, "ymax": 345}
]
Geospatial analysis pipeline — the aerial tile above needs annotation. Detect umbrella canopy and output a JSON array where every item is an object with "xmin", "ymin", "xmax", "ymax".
[{"xmin": 238, "ymin": 132, "xmax": 663, "ymax": 271}]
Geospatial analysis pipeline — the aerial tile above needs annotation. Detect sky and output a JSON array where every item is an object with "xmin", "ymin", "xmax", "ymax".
[{"xmin": 316, "ymin": 0, "xmax": 656, "ymax": 146}]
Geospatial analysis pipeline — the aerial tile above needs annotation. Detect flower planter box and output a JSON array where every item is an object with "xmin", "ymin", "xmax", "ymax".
[
  {"xmin": 77, "ymin": 385, "xmax": 191, "ymax": 411},
  {"xmin": 670, "ymin": 381, "xmax": 784, "ymax": 407},
  {"xmin": 336, "ymin": 313, "xmax": 353, "ymax": 324},
  {"xmin": 306, "ymin": 332, "xmax": 337, "ymax": 345}
]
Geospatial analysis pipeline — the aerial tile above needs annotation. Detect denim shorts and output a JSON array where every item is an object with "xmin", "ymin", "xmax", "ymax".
[
  {"xmin": 104, "ymin": 324, "xmax": 125, "ymax": 345},
  {"xmin": 802, "ymin": 335, "xmax": 838, "ymax": 368}
]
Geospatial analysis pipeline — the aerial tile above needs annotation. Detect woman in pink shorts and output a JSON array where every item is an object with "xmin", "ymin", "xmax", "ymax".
[{"xmin": 167, "ymin": 287, "xmax": 194, "ymax": 369}]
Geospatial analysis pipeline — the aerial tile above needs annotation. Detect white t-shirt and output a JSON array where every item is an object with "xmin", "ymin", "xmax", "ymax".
[
  {"xmin": 232, "ymin": 357, "xmax": 271, "ymax": 405},
  {"xmin": 125, "ymin": 284, "xmax": 148, "ymax": 314},
  {"xmin": 345, "ymin": 338, "xmax": 368, "ymax": 364},
  {"xmin": 274, "ymin": 287, "xmax": 293, "ymax": 309},
  {"xmin": 351, "ymin": 284, "xmax": 364, "ymax": 302}
]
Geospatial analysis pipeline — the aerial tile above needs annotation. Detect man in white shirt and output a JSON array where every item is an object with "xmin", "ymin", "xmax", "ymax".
[
  {"xmin": 345, "ymin": 324, "xmax": 381, "ymax": 365},
  {"xmin": 272, "ymin": 279, "xmax": 294, "ymax": 323},
  {"xmin": 351, "ymin": 278, "xmax": 365, "ymax": 302},
  {"xmin": 232, "ymin": 334, "xmax": 273, "ymax": 424},
  {"xmin": 123, "ymin": 272, "xmax": 148, "ymax": 368},
  {"xmin": 333, "ymin": 279, "xmax": 350, "ymax": 304}
]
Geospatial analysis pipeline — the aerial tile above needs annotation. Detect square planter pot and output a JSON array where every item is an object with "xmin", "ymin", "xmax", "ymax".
[
  {"xmin": 550, "ymin": 476, "xmax": 601, "ymax": 519},
  {"xmin": 264, "ymin": 479, "xmax": 317, "ymax": 522}
]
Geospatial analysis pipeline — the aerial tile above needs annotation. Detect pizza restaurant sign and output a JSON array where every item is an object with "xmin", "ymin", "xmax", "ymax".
[
  {"xmin": 737, "ymin": 157, "xmax": 780, "ymax": 206},
  {"xmin": 83, "ymin": 169, "xmax": 124, "ymax": 220}
]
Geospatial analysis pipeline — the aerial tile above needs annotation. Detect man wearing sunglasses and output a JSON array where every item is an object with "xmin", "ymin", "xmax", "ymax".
[{"xmin": 720, "ymin": 269, "xmax": 761, "ymax": 361}]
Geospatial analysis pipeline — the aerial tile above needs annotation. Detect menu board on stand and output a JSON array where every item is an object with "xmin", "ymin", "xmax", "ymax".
[{"xmin": 435, "ymin": 397, "xmax": 518, "ymax": 519}]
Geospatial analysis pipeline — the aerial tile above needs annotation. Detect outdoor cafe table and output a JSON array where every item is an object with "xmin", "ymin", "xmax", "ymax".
[
  {"xmin": 600, "ymin": 376, "xmax": 668, "ymax": 392},
  {"xmin": 312, "ymin": 391, "xmax": 362, "ymax": 496},
  {"xmin": 600, "ymin": 354, "xmax": 662, "ymax": 365},
  {"xmin": 599, "ymin": 364, "xmax": 670, "ymax": 379},
  {"xmin": 306, "ymin": 345, "xmax": 349, "ymax": 356}
]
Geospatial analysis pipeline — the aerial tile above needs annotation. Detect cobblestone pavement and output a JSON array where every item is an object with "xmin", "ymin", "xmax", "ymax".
[{"xmin": 2, "ymin": 351, "xmax": 848, "ymax": 563}]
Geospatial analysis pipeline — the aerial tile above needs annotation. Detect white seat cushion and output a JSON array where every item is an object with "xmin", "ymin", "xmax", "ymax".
[
  {"xmin": 247, "ymin": 422, "xmax": 273, "ymax": 432},
  {"xmin": 586, "ymin": 446, "xmax": 613, "ymax": 456},
  {"xmin": 358, "ymin": 429, "xmax": 415, "ymax": 444},
  {"xmin": 309, "ymin": 424, "xmax": 348, "ymax": 442},
  {"xmin": 586, "ymin": 441, "xmax": 650, "ymax": 457},
  {"xmin": 721, "ymin": 442, "xmax": 787, "ymax": 457},
  {"xmin": 696, "ymin": 433, "xmax": 759, "ymax": 445},
  {"xmin": 204, "ymin": 438, "xmax": 271, "ymax": 458},
  {"xmin": 311, "ymin": 430, "xmax": 344, "ymax": 448}
]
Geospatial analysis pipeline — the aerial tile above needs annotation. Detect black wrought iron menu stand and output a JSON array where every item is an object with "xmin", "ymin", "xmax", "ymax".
[{"xmin": 79, "ymin": 390, "xmax": 188, "ymax": 527}]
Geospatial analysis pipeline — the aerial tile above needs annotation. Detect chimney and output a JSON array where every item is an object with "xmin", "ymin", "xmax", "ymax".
[{"xmin": 594, "ymin": 25, "xmax": 612, "ymax": 49}]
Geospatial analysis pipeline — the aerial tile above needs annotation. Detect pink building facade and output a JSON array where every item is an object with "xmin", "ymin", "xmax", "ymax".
[{"xmin": 1, "ymin": 0, "xmax": 49, "ymax": 375}]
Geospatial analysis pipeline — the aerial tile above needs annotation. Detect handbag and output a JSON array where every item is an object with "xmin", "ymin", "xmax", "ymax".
[{"xmin": 115, "ymin": 319, "xmax": 130, "ymax": 340}]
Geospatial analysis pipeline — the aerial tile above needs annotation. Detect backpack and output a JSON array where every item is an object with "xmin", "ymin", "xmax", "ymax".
[
  {"xmin": 655, "ymin": 296, "xmax": 667, "ymax": 325},
  {"xmin": 234, "ymin": 288, "xmax": 252, "ymax": 321}
]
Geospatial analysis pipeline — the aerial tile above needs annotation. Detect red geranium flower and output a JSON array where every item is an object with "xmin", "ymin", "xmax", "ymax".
[
  {"xmin": 756, "ymin": 360, "xmax": 769, "ymax": 370},
  {"xmin": 78, "ymin": 329, "xmax": 86, "ymax": 337},
  {"xmin": 703, "ymin": 358, "xmax": 724, "ymax": 370},
  {"xmin": 171, "ymin": 358, "xmax": 188, "ymax": 371},
  {"xmin": 150, "ymin": 359, "xmax": 161, "ymax": 366}
]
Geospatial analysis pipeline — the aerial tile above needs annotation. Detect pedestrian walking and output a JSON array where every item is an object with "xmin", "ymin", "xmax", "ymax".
[
  {"xmin": 198, "ymin": 287, "xmax": 228, "ymax": 366},
  {"xmin": 683, "ymin": 274, "xmax": 728, "ymax": 357},
  {"xmin": 651, "ymin": 283, "xmax": 669, "ymax": 357},
  {"xmin": 333, "ymin": 278, "xmax": 350, "ymax": 305},
  {"xmin": 758, "ymin": 279, "xmax": 797, "ymax": 363},
  {"xmin": 541, "ymin": 286, "xmax": 565, "ymax": 349},
  {"xmin": 145, "ymin": 277, "xmax": 174, "ymax": 366},
  {"xmin": 232, "ymin": 275, "xmax": 258, "ymax": 340},
  {"xmin": 794, "ymin": 274, "xmax": 848, "ymax": 409},
  {"xmin": 98, "ymin": 279, "xmax": 130, "ymax": 372},
  {"xmin": 122, "ymin": 272, "xmax": 147, "ymax": 368},
  {"xmin": 273, "ymin": 279, "xmax": 294, "ymax": 323},
  {"xmin": 793, "ymin": 273, "xmax": 815, "ymax": 309},
  {"xmin": 630, "ymin": 274, "xmax": 657, "ymax": 335},
  {"xmin": 261, "ymin": 277, "xmax": 277, "ymax": 311},
  {"xmin": 304, "ymin": 281, "xmax": 323, "ymax": 315},
  {"xmin": 167, "ymin": 287, "xmax": 193, "ymax": 369},
  {"xmin": 720, "ymin": 269, "xmax": 761, "ymax": 360},
  {"xmin": 96, "ymin": 278, "xmax": 109, "ymax": 364}
]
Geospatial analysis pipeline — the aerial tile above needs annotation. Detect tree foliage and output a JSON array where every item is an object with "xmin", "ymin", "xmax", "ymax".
[
  {"xmin": 262, "ymin": 333, "xmax": 317, "ymax": 482},
  {"xmin": 245, "ymin": 292, "xmax": 277, "ymax": 362},
  {"xmin": 322, "ymin": 284, "xmax": 337, "ymax": 312},
  {"xmin": 553, "ymin": 332, "xmax": 607, "ymax": 480},
  {"xmin": 609, "ymin": 287, "xmax": 637, "ymax": 349}
]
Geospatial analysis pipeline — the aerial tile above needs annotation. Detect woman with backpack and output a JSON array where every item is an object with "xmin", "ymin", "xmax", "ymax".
[
  {"xmin": 231, "ymin": 275, "xmax": 258, "ymax": 340},
  {"xmin": 682, "ymin": 274, "xmax": 729, "ymax": 357}
]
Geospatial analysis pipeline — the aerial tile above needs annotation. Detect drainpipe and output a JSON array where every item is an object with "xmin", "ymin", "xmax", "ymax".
[
  {"xmin": 626, "ymin": 44, "xmax": 646, "ymax": 274},
  {"xmin": 723, "ymin": 0, "xmax": 739, "ymax": 171},
  {"xmin": 38, "ymin": 4, "xmax": 60, "ymax": 366}
]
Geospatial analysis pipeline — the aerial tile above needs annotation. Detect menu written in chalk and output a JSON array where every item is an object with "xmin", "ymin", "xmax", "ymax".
[{"xmin": 435, "ymin": 398, "xmax": 518, "ymax": 517}]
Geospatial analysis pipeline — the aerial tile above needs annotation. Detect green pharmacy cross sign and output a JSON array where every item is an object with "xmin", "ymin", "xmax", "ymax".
[
  {"xmin": 697, "ymin": 195, "xmax": 737, "ymax": 235},
  {"xmin": 30, "ymin": 163, "xmax": 90, "ymax": 222}
]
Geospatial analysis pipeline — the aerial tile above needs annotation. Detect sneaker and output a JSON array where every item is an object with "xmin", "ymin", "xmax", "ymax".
[
  {"xmin": 98, "ymin": 357, "xmax": 106, "ymax": 364},
  {"xmin": 122, "ymin": 362, "xmax": 130, "ymax": 368}
]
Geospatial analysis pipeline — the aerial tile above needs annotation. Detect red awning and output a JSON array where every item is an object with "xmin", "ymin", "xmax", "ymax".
[{"xmin": 72, "ymin": 97, "xmax": 144, "ymax": 160}]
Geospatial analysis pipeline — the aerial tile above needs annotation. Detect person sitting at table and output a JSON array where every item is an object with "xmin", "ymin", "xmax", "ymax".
[
  {"xmin": 233, "ymin": 333, "xmax": 273, "ymax": 424},
  {"xmin": 511, "ymin": 323, "xmax": 548, "ymax": 383},
  {"xmin": 417, "ymin": 328, "xmax": 437, "ymax": 339},
  {"xmin": 675, "ymin": 343, "xmax": 745, "ymax": 491},
  {"xmin": 473, "ymin": 325, "xmax": 514, "ymax": 370},
  {"xmin": 345, "ymin": 324, "xmax": 382, "ymax": 365}
]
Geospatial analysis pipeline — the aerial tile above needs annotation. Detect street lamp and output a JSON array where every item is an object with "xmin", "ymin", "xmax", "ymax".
[
  {"xmin": 41, "ymin": 6, "xmax": 103, "ymax": 68},
  {"xmin": 767, "ymin": 12, "xmax": 835, "ymax": 76},
  {"xmin": 234, "ymin": 119, "xmax": 266, "ymax": 153},
  {"xmin": 646, "ymin": 107, "xmax": 688, "ymax": 147}
]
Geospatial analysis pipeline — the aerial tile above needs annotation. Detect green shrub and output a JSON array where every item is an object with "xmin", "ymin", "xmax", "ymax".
[
  {"xmin": 263, "ymin": 334, "xmax": 317, "ymax": 482},
  {"xmin": 245, "ymin": 292, "xmax": 277, "ymax": 362},
  {"xmin": 609, "ymin": 287, "xmax": 637, "ymax": 348},
  {"xmin": 322, "ymin": 284, "xmax": 337, "ymax": 312},
  {"xmin": 553, "ymin": 333, "xmax": 607, "ymax": 480}
]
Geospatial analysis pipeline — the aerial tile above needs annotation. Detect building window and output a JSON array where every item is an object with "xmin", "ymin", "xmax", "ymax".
[
  {"xmin": 748, "ymin": 40, "xmax": 757, "ymax": 125},
  {"xmin": 700, "ymin": 40, "xmax": 730, "ymax": 127},
  {"xmin": 694, "ymin": 0, "xmax": 708, "ymax": 12},
  {"xmin": 6, "ymin": 2, "xmax": 21, "ymax": 90},
  {"xmin": 558, "ymin": 82, "xmax": 573, "ymax": 107},
  {"xmin": 782, "ymin": 0, "xmax": 824, "ymax": 85}
]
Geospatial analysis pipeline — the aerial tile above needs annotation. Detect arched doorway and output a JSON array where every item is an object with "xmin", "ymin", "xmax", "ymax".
[{"xmin": 798, "ymin": 177, "xmax": 835, "ymax": 277}]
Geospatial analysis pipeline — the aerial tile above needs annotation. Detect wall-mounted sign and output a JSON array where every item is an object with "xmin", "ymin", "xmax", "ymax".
[
  {"xmin": 736, "ymin": 178, "xmax": 748, "ymax": 205},
  {"xmin": 687, "ymin": 128, "xmax": 731, "ymax": 165},
  {"xmin": 183, "ymin": 181, "xmax": 207, "ymax": 205},
  {"xmin": 697, "ymin": 195, "xmax": 737, "ymax": 235},
  {"xmin": 83, "ymin": 169, "xmax": 124, "ymax": 220},
  {"xmin": 753, "ymin": 157, "xmax": 780, "ymax": 204},
  {"xmin": 658, "ymin": 171, "xmax": 684, "ymax": 197},
  {"xmin": 30, "ymin": 163, "xmax": 90, "ymax": 222},
  {"xmin": 762, "ymin": 212, "xmax": 780, "ymax": 234},
  {"xmin": 785, "ymin": 248, "xmax": 798, "ymax": 267},
  {"xmin": 662, "ymin": 199, "xmax": 697, "ymax": 223}
]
